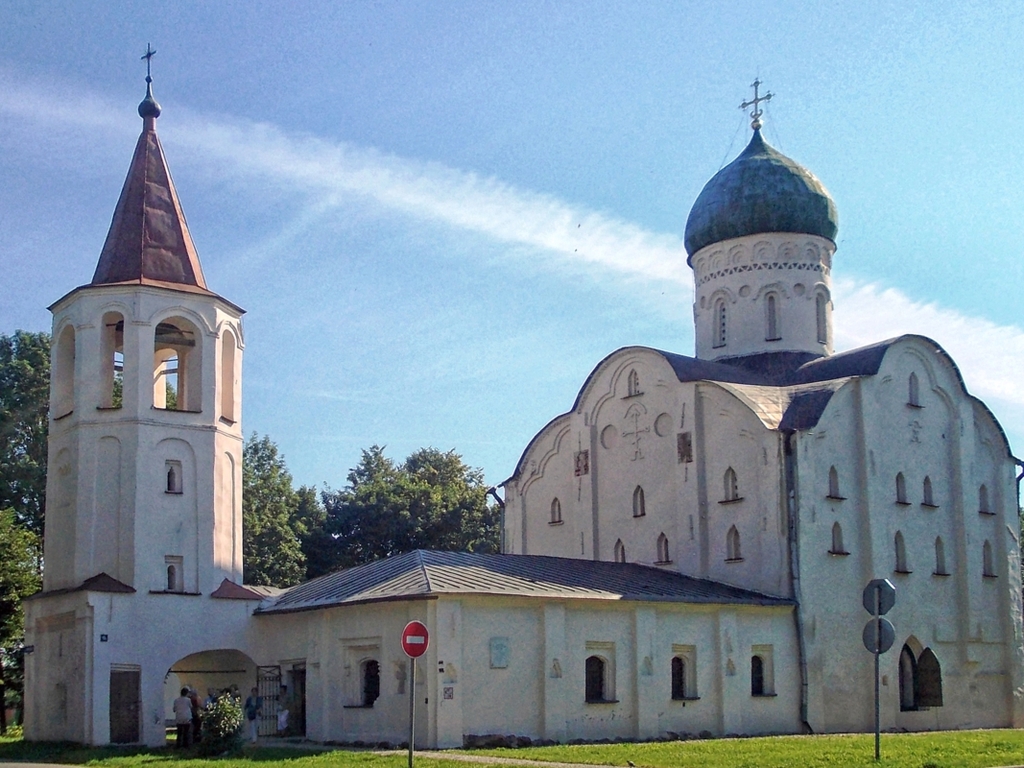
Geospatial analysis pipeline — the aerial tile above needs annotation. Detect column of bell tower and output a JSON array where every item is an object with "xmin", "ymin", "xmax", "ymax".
[{"xmin": 42, "ymin": 75, "xmax": 245, "ymax": 596}]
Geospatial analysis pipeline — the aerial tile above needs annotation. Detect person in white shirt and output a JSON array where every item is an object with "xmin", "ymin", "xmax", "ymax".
[{"xmin": 173, "ymin": 687, "xmax": 193, "ymax": 748}]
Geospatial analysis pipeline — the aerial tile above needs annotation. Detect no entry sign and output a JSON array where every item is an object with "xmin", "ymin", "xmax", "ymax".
[{"xmin": 402, "ymin": 620, "xmax": 429, "ymax": 658}]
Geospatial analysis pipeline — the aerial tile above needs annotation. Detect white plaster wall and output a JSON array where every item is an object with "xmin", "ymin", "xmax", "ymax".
[
  {"xmin": 689, "ymin": 233, "xmax": 834, "ymax": 361},
  {"xmin": 794, "ymin": 337, "xmax": 1023, "ymax": 733}
]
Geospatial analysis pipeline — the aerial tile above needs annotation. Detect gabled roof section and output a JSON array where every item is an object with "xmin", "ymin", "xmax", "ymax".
[
  {"xmin": 210, "ymin": 579, "xmax": 283, "ymax": 600},
  {"xmin": 90, "ymin": 97, "xmax": 210, "ymax": 292},
  {"xmin": 256, "ymin": 550, "xmax": 792, "ymax": 615},
  {"xmin": 26, "ymin": 572, "xmax": 135, "ymax": 601}
]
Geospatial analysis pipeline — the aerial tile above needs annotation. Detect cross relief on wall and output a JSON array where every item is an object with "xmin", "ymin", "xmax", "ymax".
[{"xmin": 622, "ymin": 402, "xmax": 650, "ymax": 461}]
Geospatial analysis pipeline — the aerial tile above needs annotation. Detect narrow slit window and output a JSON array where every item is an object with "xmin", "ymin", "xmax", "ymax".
[
  {"xmin": 723, "ymin": 467, "xmax": 739, "ymax": 502},
  {"xmin": 165, "ymin": 460, "xmax": 182, "ymax": 494},
  {"xmin": 713, "ymin": 299, "xmax": 727, "ymax": 348},
  {"xmin": 614, "ymin": 539, "xmax": 626, "ymax": 563},
  {"xmin": 830, "ymin": 522, "xmax": 847, "ymax": 555},
  {"xmin": 922, "ymin": 476, "xmax": 936, "ymax": 507},
  {"xmin": 164, "ymin": 555, "xmax": 183, "ymax": 592},
  {"xmin": 827, "ymin": 466, "xmax": 842, "ymax": 499},
  {"xmin": 550, "ymin": 497, "xmax": 562, "ymax": 524},
  {"xmin": 585, "ymin": 656, "xmax": 606, "ymax": 702},
  {"xmin": 816, "ymin": 293, "xmax": 828, "ymax": 344},
  {"xmin": 896, "ymin": 473, "xmax": 908, "ymax": 505},
  {"xmin": 657, "ymin": 533, "xmax": 670, "ymax": 563},
  {"xmin": 751, "ymin": 655, "xmax": 765, "ymax": 696},
  {"xmin": 632, "ymin": 485, "xmax": 646, "ymax": 517},
  {"xmin": 765, "ymin": 294, "xmax": 780, "ymax": 341},
  {"xmin": 908, "ymin": 372, "xmax": 921, "ymax": 407},
  {"xmin": 726, "ymin": 526, "xmax": 742, "ymax": 562},
  {"xmin": 934, "ymin": 537, "xmax": 947, "ymax": 575},
  {"xmin": 895, "ymin": 531, "xmax": 909, "ymax": 573},
  {"xmin": 627, "ymin": 369, "xmax": 641, "ymax": 397},
  {"xmin": 983, "ymin": 540, "xmax": 996, "ymax": 577},
  {"xmin": 671, "ymin": 657, "xmax": 687, "ymax": 700},
  {"xmin": 979, "ymin": 484, "xmax": 990, "ymax": 514}
]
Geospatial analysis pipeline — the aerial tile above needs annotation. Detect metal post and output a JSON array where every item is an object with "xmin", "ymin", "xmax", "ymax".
[
  {"xmin": 408, "ymin": 658, "xmax": 416, "ymax": 768},
  {"xmin": 874, "ymin": 588, "xmax": 880, "ymax": 762}
]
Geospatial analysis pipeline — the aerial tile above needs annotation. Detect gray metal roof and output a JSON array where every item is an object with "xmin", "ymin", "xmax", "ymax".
[{"xmin": 256, "ymin": 550, "xmax": 793, "ymax": 615}]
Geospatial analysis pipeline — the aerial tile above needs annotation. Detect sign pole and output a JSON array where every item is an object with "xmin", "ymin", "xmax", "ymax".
[
  {"xmin": 408, "ymin": 657, "xmax": 416, "ymax": 768},
  {"xmin": 401, "ymin": 620, "xmax": 429, "ymax": 768},
  {"xmin": 874, "ymin": 588, "xmax": 880, "ymax": 762}
]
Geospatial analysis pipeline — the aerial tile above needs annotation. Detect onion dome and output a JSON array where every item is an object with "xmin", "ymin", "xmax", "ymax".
[{"xmin": 684, "ymin": 129, "xmax": 838, "ymax": 261}]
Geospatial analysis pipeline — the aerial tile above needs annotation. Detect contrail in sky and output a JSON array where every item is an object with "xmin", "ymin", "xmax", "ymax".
[{"xmin": 3, "ymin": 75, "xmax": 1023, "ymax": 442}]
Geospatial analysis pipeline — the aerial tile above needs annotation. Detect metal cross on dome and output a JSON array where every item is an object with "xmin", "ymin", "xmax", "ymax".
[
  {"xmin": 141, "ymin": 43, "xmax": 156, "ymax": 81},
  {"xmin": 740, "ymin": 78, "xmax": 773, "ymax": 130}
]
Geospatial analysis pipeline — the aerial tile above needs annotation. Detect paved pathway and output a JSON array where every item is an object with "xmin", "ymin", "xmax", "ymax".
[{"xmin": 377, "ymin": 751, "xmax": 606, "ymax": 768}]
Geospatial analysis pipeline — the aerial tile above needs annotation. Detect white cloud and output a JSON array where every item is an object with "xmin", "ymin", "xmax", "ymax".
[{"xmin": 4, "ymin": 76, "xmax": 1024, "ymax": 449}]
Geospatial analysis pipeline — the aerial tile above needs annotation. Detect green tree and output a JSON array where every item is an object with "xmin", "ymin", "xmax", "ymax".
[
  {"xmin": 242, "ymin": 434, "xmax": 306, "ymax": 587},
  {"xmin": 0, "ymin": 508, "xmax": 41, "ymax": 733},
  {"xmin": 0, "ymin": 332, "xmax": 50, "ymax": 542},
  {"xmin": 315, "ymin": 445, "xmax": 499, "ymax": 572}
]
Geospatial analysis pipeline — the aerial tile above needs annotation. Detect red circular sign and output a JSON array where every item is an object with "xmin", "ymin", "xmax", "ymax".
[{"xmin": 402, "ymin": 620, "xmax": 429, "ymax": 658}]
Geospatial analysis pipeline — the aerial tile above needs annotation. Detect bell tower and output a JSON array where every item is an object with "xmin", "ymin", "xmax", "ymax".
[{"xmin": 43, "ymin": 67, "xmax": 245, "ymax": 596}]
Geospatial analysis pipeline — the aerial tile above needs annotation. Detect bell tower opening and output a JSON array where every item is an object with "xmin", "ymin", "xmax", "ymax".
[{"xmin": 153, "ymin": 319, "xmax": 201, "ymax": 412}]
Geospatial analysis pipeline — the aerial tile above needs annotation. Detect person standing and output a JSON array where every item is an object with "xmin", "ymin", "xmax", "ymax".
[
  {"xmin": 188, "ymin": 687, "xmax": 202, "ymax": 743},
  {"xmin": 244, "ymin": 686, "xmax": 262, "ymax": 743},
  {"xmin": 173, "ymin": 687, "xmax": 193, "ymax": 748}
]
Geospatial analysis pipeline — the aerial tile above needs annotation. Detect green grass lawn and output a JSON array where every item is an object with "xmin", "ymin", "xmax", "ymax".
[{"xmin": 0, "ymin": 730, "xmax": 1022, "ymax": 768}]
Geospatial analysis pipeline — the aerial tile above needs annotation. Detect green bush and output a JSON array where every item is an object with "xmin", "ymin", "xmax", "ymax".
[{"xmin": 198, "ymin": 695, "xmax": 245, "ymax": 756}]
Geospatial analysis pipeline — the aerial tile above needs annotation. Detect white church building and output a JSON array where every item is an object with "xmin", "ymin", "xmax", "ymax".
[{"xmin": 23, "ymin": 75, "xmax": 1024, "ymax": 747}]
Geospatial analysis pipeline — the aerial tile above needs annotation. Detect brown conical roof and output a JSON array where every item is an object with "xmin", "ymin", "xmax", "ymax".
[{"xmin": 91, "ymin": 107, "xmax": 209, "ymax": 291}]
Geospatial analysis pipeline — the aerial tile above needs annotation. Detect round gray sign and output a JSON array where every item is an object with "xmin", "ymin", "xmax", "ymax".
[
  {"xmin": 862, "ymin": 578, "xmax": 896, "ymax": 616},
  {"xmin": 862, "ymin": 617, "xmax": 895, "ymax": 654}
]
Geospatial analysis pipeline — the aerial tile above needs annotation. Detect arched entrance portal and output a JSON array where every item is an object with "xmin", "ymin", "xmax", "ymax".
[{"xmin": 163, "ymin": 649, "xmax": 257, "ymax": 742}]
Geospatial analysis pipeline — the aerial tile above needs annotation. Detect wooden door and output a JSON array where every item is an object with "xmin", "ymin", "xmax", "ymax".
[{"xmin": 109, "ymin": 669, "xmax": 140, "ymax": 743}]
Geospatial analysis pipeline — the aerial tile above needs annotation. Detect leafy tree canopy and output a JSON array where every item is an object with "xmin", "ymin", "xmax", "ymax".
[
  {"xmin": 242, "ymin": 433, "xmax": 306, "ymax": 587},
  {"xmin": 0, "ymin": 332, "xmax": 50, "ymax": 538},
  {"xmin": 310, "ymin": 445, "xmax": 499, "ymax": 576}
]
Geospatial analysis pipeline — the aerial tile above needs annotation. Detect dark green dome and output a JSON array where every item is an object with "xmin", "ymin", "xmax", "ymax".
[{"xmin": 684, "ymin": 129, "xmax": 838, "ymax": 261}]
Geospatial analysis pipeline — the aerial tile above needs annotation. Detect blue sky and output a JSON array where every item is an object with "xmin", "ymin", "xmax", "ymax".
[{"xmin": 2, "ymin": 1, "xmax": 1024, "ymax": 489}]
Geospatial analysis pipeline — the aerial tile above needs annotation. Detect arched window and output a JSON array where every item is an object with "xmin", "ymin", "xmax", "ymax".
[
  {"xmin": 827, "ymin": 466, "xmax": 841, "ymax": 499},
  {"xmin": 830, "ymin": 522, "xmax": 847, "ymax": 555},
  {"xmin": 815, "ymin": 293, "xmax": 828, "ymax": 344},
  {"xmin": 895, "ymin": 531, "xmax": 909, "ymax": 573},
  {"xmin": 896, "ymin": 473, "xmax": 908, "ymax": 504},
  {"xmin": 101, "ymin": 312, "xmax": 125, "ymax": 409},
  {"xmin": 220, "ymin": 327, "xmax": 237, "ymax": 422},
  {"xmin": 979, "ymin": 484, "xmax": 990, "ymax": 514},
  {"xmin": 750, "ymin": 655, "xmax": 765, "ymax": 696},
  {"xmin": 723, "ymin": 467, "xmax": 739, "ymax": 502},
  {"xmin": 671, "ymin": 657, "xmax": 687, "ymax": 700},
  {"xmin": 166, "ymin": 564, "xmax": 177, "ymax": 591},
  {"xmin": 713, "ymin": 299, "xmax": 727, "ymax": 348},
  {"xmin": 657, "ymin": 533, "xmax": 670, "ymax": 563},
  {"xmin": 361, "ymin": 659, "xmax": 380, "ymax": 707},
  {"xmin": 154, "ymin": 318, "xmax": 201, "ymax": 412},
  {"xmin": 899, "ymin": 644, "xmax": 917, "ymax": 711},
  {"xmin": 726, "ymin": 526, "xmax": 742, "ymax": 562},
  {"xmin": 908, "ymin": 372, "xmax": 921, "ymax": 407},
  {"xmin": 165, "ymin": 460, "xmax": 182, "ymax": 494},
  {"xmin": 765, "ymin": 294, "xmax": 780, "ymax": 341},
  {"xmin": 53, "ymin": 325, "xmax": 76, "ymax": 418},
  {"xmin": 613, "ymin": 539, "xmax": 626, "ymax": 563},
  {"xmin": 627, "ymin": 369, "xmax": 641, "ymax": 397},
  {"xmin": 983, "ymin": 540, "xmax": 996, "ymax": 577},
  {"xmin": 550, "ymin": 497, "xmax": 562, "ymax": 524},
  {"xmin": 917, "ymin": 648, "xmax": 943, "ymax": 707},
  {"xmin": 632, "ymin": 486, "xmax": 646, "ymax": 517},
  {"xmin": 585, "ymin": 656, "xmax": 606, "ymax": 702},
  {"xmin": 934, "ymin": 537, "xmax": 947, "ymax": 575},
  {"xmin": 922, "ymin": 476, "xmax": 935, "ymax": 507}
]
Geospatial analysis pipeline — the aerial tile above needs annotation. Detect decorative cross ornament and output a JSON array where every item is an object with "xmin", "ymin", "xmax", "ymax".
[
  {"xmin": 740, "ymin": 78, "xmax": 773, "ymax": 130},
  {"xmin": 622, "ymin": 403, "xmax": 650, "ymax": 461},
  {"xmin": 141, "ymin": 43, "xmax": 157, "ymax": 82}
]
